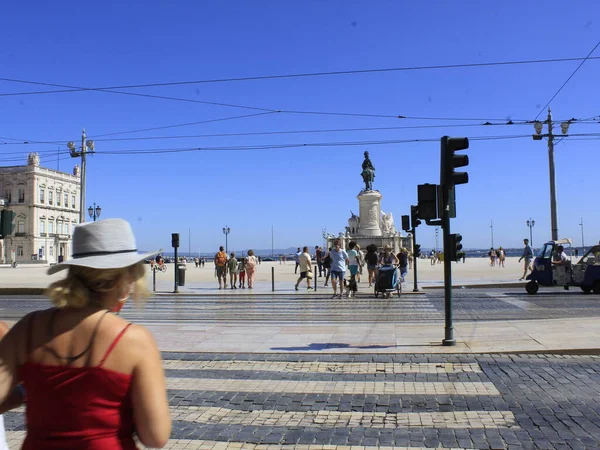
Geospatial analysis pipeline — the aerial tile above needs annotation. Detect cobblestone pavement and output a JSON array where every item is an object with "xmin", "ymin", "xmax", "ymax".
[
  {"xmin": 5, "ymin": 353, "xmax": 600, "ymax": 449},
  {"xmin": 2, "ymin": 288, "xmax": 600, "ymax": 324}
]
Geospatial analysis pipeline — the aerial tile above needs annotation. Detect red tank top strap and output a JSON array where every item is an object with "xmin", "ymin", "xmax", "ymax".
[{"xmin": 98, "ymin": 323, "xmax": 132, "ymax": 367}]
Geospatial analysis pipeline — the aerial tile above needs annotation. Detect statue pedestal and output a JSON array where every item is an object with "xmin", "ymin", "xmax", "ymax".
[{"xmin": 357, "ymin": 190, "xmax": 382, "ymax": 237}]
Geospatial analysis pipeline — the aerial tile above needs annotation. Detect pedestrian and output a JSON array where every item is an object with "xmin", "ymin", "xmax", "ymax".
[
  {"xmin": 238, "ymin": 257, "xmax": 246, "ymax": 288},
  {"xmin": 294, "ymin": 246, "xmax": 314, "ymax": 291},
  {"xmin": 365, "ymin": 244, "xmax": 379, "ymax": 287},
  {"xmin": 329, "ymin": 239, "xmax": 349, "ymax": 299},
  {"xmin": 294, "ymin": 248, "xmax": 301, "ymax": 274},
  {"xmin": 0, "ymin": 218, "xmax": 171, "ymax": 448},
  {"xmin": 245, "ymin": 249, "xmax": 258, "ymax": 289},
  {"xmin": 498, "ymin": 247, "xmax": 505, "ymax": 268},
  {"xmin": 489, "ymin": 248, "xmax": 496, "ymax": 267},
  {"xmin": 322, "ymin": 248, "xmax": 332, "ymax": 286},
  {"xmin": 227, "ymin": 252, "xmax": 239, "ymax": 289},
  {"xmin": 380, "ymin": 244, "xmax": 399, "ymax": 266},
  {"xmin": 355, "ymin": 244, "xmax": 365, "ymax": 283},
  {"xmin": 315, "ymin": 246, "xmax": 323, "ymax": 277},
  {"xmin": 397, "ymin": 247, "xmax": 409, "ymax": 283},
  {"xmin": 346, "ymin": 241, "xmax": 360, "ymax": 297},
  {"xmin": 518, "ymin": 238, "xmax": 534, "ymax": 280},
  {"xmin": 214, "ymin": 246, "xmax": 228, "ymax": 289}
]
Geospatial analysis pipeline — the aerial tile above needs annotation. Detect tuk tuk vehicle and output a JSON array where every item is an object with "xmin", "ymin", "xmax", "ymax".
[{"xmin": 525, "ymin": 239, "xmax": 600, "ymax": 294}]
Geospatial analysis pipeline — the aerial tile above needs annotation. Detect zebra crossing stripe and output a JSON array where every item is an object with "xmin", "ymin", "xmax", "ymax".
[
  {"xmin": 162, "ymin": 360, "xmax": 482, "ymax": 373},
  {"xmin": 4, "ymin": 432, "xmax": 469, "ymax": 450},
  {"xmin": 167, "ymin": 378, "xmax": 500, "ymax": 396},
  {"xmin": 170, "ymin": 405, "xmax": 519, "ymax": 429}
]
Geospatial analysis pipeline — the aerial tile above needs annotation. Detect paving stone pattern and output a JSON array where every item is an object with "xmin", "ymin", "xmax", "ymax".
[{"xmin": 4, "ymin": 353, "xmax": 600, "ymax": 449}]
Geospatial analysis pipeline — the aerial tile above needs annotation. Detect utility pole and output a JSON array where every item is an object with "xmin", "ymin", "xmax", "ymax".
[
  {"xmin": 532, "ymin": 108, "xmax": 569, "ymax": 242},
  {"xmin": 67, "ymin": 129, "xmax": 94, "ymax": 223}
]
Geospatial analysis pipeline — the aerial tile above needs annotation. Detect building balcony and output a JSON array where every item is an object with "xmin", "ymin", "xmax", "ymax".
[
  {"xmin": 39, "ymin": 233, "xmax": 47, "ymax": 237},
  {"xmin": 15, "ymin": 232, "xmax": 27, "ymax": 237}
]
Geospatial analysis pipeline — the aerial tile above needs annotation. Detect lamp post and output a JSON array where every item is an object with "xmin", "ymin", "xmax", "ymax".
[
  {"xmin": 68, "ymin": 129, "xmax": 95, "ymax": 223},
  {"xmin": 532, "ymin": 109, "xmax": 570, "ymax": 241},
  {"xmin": 222, "ymin": 226, "xmax": 231, "ymax": 254},
  {"xmin": 490, "ymin": 220, "xmax": 494, "ymax": 249},
  {"xmin": 526, "ymin": 218, "xmax": 535, "ymax": 250},
  {"xmin": 579, "ymin": 218, "xmax": 585, "ymax": 252},
  {"xmin": 87, "ymin": 202, "xmax": 101, "ymax": 222}
]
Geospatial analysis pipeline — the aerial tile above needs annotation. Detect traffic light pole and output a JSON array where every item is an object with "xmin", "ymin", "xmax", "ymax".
[
  {"xmin": 412, "ymin": 228, "xmax": 419, "ymax": 292},
  {"xmin": 441, "ymin": 188, "xmax": 455, "ymax": 346}
]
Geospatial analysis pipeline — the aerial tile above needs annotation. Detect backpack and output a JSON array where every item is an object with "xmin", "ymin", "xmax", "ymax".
[
  {"xmin": 215, "ymin": 251, "xmax": 227, "ymax": 267},
  {"xmin": 323, "ymin": 254, "xmax": 331, "ymax": 268},
  {"xmin": 246, "ymin": 256, "xmax": 256, "ymax": 270}
]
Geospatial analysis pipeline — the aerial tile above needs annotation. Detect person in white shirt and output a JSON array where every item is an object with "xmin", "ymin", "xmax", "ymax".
[{"xmin": 294, "ymin": 247, "xmax": 314, "ymax": 291}]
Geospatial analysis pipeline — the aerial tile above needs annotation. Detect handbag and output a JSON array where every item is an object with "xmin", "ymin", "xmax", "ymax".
[{"xmin": 306, "ymin": 270, "xmax": 313, "ymax": 280}]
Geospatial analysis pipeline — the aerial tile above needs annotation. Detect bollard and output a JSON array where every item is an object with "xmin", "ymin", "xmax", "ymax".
[
  {"xmin": 271, "ymin": 266, "xmax": 275, "ymax": 292},
  {"xmin": 153, "ymin": 267, "xmax": 156, "ymax": 292},
  {"xmin": 314, "ymin": 268, "xmax": 317, "ymax": 291}
]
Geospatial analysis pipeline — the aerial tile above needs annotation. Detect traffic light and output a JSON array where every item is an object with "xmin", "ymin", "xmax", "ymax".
[
  {"xmin": 410, "ymin": 205, "xmax": 421, "ymax": 229},
  {"xmin": 417, "ymin": 184, "xmax": 438, "ymax": 220},
  {"xmin": 171, "ymin": 233, "xmax": 180, "ymax": 248},
  {"xmin": 440, "ymin": 136, "xmax": 469, "ymax": 187},
  {"xmin": 447, "ymin": 233, "xmax": 463, "ymax": 261},
  {"xmin": 414, "ymin": 244, "xmax": 422, "ymax": 258},
  {"xmin": 401, "ymin": 215, "xmax": 410, "ymax": 232}
]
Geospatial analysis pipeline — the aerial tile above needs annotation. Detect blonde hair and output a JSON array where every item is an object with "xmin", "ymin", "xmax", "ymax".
[{"xmin": 46, "ymin": 262, "xmax": 148, "ymax": 309}]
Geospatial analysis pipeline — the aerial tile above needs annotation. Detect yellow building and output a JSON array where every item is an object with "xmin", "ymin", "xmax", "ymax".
[{"xmin": 0, "ymin": 153, "xmax": 80, "ymax": 264}]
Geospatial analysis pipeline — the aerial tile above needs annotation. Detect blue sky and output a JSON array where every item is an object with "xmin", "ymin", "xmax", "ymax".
[{"xmin": 1, "ymin": 1, "xmax": 599, "ymax": 253}]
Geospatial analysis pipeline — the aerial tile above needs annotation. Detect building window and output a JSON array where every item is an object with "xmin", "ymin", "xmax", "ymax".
[
  {"xmin": 56, "ymin": 192, "xmax": 61, "ymax": 206},
  {"xmin": 49, "ymin": 246, "xmax": 54, "ymax": 257},
  {"xmin": 17, "ymin": 220, "xmax": 25, "ymax": 234},
  {"xmin": 71, "ymin": 195, "xmax": 76, "ymax": 208},
  {"xmin": 49, "ymin": 191, "xmax": 53, "ymax": 205},
  {"xmin": 41, "ymin": 245, "xmax": 45, "ymax": 258},
  {"xmin": 40, "ymin": 188, "xmax": 45, "ymax": 203},
  {"xmin": 18, "ymin": 188, "xmax": 25, "ymax": 203},
  {"xmin": 64, "ymin": 193, "xmax": 68, "ymax": 206},
  {"xmin": 17, "ymin": 246, "xmax": 24, "ymax": 257},
  {"xmin": 65, "ymin": 223, "xmax": 69, "ymax": 235},
  {"xmin": 48, "ymin": 220, "xmax": 54, "ymax": 234},
  {"xmin": 58, "ymin": 221, "xmax": 63, "ymax": 235},
  {"xmin": 40, "ymin": 219, "xmax": 46, "ymax": 234}
]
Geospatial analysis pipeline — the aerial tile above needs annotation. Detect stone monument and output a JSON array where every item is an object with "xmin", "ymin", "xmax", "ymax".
[{"xmin": 323, "ymin": 152, "xmax": 411, "ymax": 253}]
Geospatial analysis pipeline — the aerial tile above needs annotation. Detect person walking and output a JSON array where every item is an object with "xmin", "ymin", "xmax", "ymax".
[
  {"xmin": 245, "ymin": 249, "xmax": 258, "ymax": 289},
  {"xmin": 346, "ymin": 241, "xmax": 360, "ymax": 297},
  {"xmin": 329, "ymin": 239, "xmax": 349, "ymax": 299},
  {"xmin": 365, "ymin": 244, "xmax": 379, "ymax": 287},
  {"xmin": 214, "ymin": 246, "xmax": 228, "ymax": 289},
  {"xmin": 518, "ymin": 238, "xmax": 534, "ymax": 280},
  {"xmin": 355, "ymin": 244, "xmax": 365, "ymax": 283},
  {"xmin": 227, "ymin": 252, "xmax": 239, "ymax": 289},
  {"xmin": 322, "ymin": 248, "xmax": 332, "ymax": 286},
  {"xmin": 238, "ymin": 257, "xmax": 246, "ymax": 288},
  {"xmin": 0, "ymin": 218, "xmax": 171, "ymax": 449},
  {"xmin": 315, "ymin": 246, "xmax": 323, "ymax": 277},
  {"xmin": 397, "ymin": 247, "xmax": 409, "ymax": 283},
  {"xmin": 294, "ymin": 246, "xmax": 314, "ymax": 291},
  {"xmin": 294, "ymin": 248, "xmax": 301, "ymax": 274},
  {"xmin": 498, "ymin": 247, "xmax": 506, "ymax": 268}
]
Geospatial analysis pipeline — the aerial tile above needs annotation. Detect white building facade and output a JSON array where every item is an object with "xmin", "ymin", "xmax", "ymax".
[{"xmin": 0, "ymin": 153, "xmax": 81, "ymax": 264}]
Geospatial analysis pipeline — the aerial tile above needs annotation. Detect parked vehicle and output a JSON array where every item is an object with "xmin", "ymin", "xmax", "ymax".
[{"xmin": 525, "ymin": 239, "xmax": 600, "ymax": 294}]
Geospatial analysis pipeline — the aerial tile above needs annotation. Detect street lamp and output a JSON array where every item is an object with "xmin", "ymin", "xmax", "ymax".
[
  {"xmin": 222, "ymin": 226, "xmax": 231, "ymax": 253},
  {"xmin": 88, "ymin": 202, "xmax": 101, "ymax": 222},
  {"xmin": 526, "ymin": 218, "xmax": 535, "ymax": 250},
  {"xmin": 68, "ymin": 130, "xmax": 95, "ymax": 223},
  {"xmin": 490, "ymin": 221, "xmax": 494, "ymax": 249},
  {"xmin": 579, "ymin": 217, "xmax": 585, "ymax": 253}
]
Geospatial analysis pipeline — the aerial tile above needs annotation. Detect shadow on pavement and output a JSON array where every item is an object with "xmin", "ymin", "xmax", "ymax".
[{"xmin": 270, "ymin": 342, "xmax": 436, "ymax": 351}]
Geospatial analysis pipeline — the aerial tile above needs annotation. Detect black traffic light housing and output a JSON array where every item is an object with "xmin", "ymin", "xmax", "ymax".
[
  {"xmin": 171, "ymin": 233, "xmax": 180, "ymax": 248},
  {"xmin": 413, "ymin": 244, "xmax": 421, "ymax": 258},
  {"xmin": 417, "ymin": 184, "xmax": 438, "ymax": 220},
  {"xmin": 410, "ymin": 205, "xmax": 421, "ymax": 229},
  {"xmin": 401, "ymin": 215, "xmax": 410, "ymax": 232},
  {"xmin": 447, "ymin": 233, "xmax": 463, "ymax": 262},
  {"xmin": 440, "ymin": 136, "xmax": 469, "ymax": 187}
]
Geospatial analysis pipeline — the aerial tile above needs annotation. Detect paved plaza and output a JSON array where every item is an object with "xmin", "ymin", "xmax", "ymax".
[{"xmin": 2, "ymin": 260, "xmax": 600, "ymax": 449}]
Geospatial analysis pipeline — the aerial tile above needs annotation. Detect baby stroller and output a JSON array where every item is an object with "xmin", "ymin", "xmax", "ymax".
[{"xmin": 374, "ymin": 265, "xmax": 401, "ymax": 298}]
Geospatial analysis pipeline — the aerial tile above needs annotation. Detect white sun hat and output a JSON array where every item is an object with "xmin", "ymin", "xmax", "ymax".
[{"xmin": 47, "ymin": 218, "xmax": 160, "ymax": 275}]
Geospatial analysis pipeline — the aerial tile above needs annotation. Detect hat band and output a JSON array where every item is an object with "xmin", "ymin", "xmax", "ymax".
[{"xmin": 73, "ymin": 249, "xmax": 138, "ymax": 258}]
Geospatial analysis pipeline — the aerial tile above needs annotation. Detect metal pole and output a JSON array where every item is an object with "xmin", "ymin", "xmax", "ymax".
[
  {"xmin": 442, "ymin": 185, "xmax": 455, "ymax": 346},
  {"xmin": 153, "ymin": 267, "xmax": 156, "ymax": 292},
  {"xmin": 547, "ymin": 108, "xmax": 558, "ymax": 241},
  {"xmin": 412, "ymin": 230, "xmax": 419, "ymax": 292},
  {"xmin": 271, "ymin": 225, "xmax": 274, "ymax": 258},
  {"xmin": 490, "ymin": 221, "xmax": 494, "ymax": 249},
  {"xmin": 80, "ymin": 130, "xmax": 87, "ymax": 223},
  {"xmin": 271, "ymin": 266, "xmax": 275, "ymax": 292},
  {"xmin": 189, "ymin": 228, "xmax": 191, "ymax": 258},
  {"xmin": 580, "ymin": 218, "xmax": 585, "ymax": 251},
  {"xmin": 529, "ymin": 223, "xmax": 533, "ymax": 250},
  {"xmin": 173, "ymin": 247, "xmax": 179, "ymax": 293}
]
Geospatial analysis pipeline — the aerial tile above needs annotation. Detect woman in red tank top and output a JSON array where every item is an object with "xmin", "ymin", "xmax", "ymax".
[{"xmin": 0, "ymin": 219, "xmax": 171, "ymax": 449}]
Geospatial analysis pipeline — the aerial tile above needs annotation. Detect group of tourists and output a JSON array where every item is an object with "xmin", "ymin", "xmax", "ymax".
[
  {"xmin": 489, "ymin": 247, "xmax": 507, "ymax": 267},
  {"xmin": 293, "ymin": 240, "xmax": 410, "ymax": 299},
  {"xmin": 213, "ymin": 246, "xmax": 259, "ymax": 289}
]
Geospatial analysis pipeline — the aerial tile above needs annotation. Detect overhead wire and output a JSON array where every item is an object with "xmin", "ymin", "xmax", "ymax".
[{"xmin": 535, "ymin": 40, "xmax": 600, "ymax": 119}]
